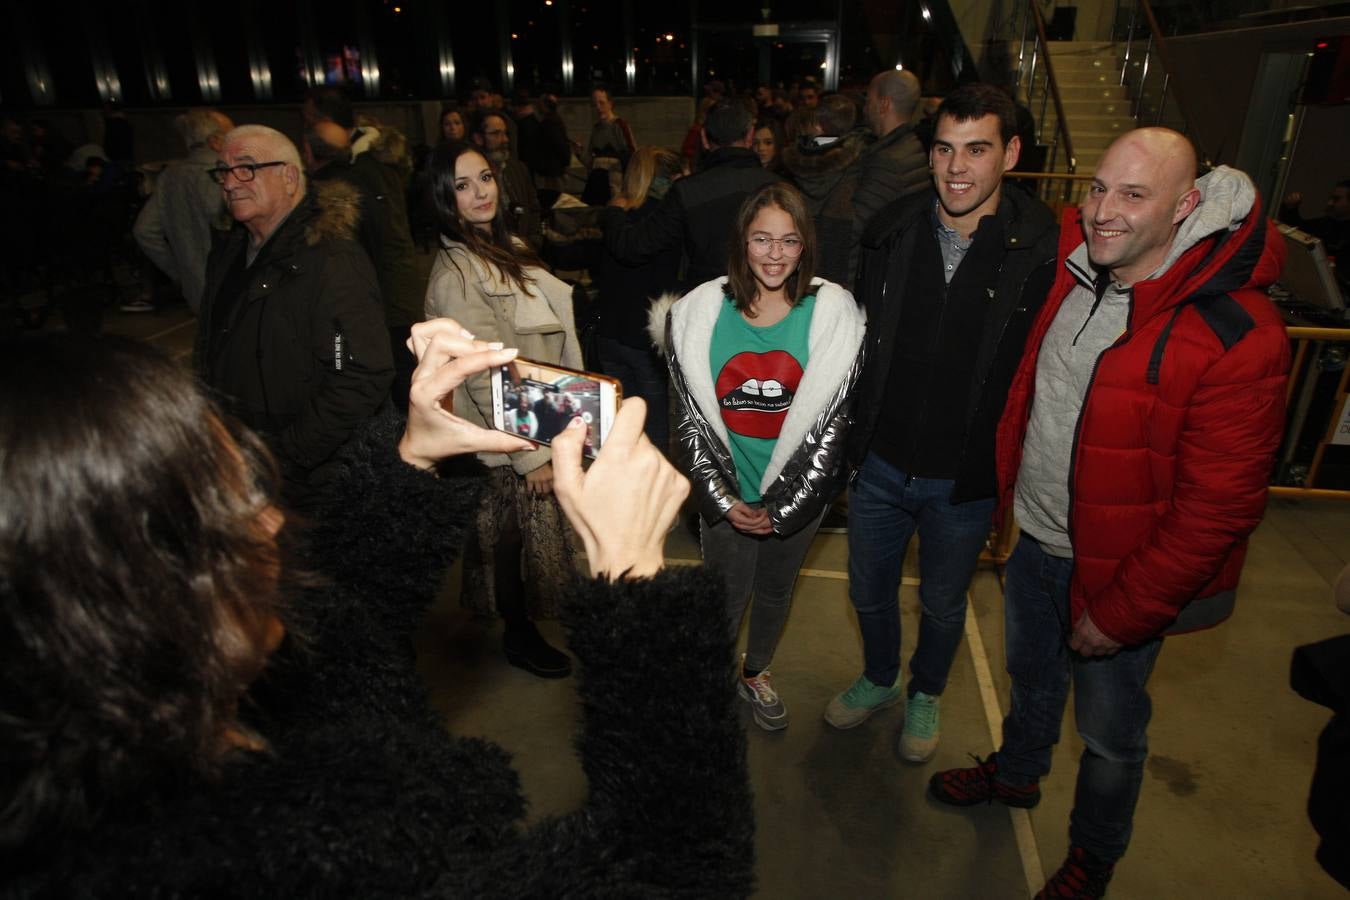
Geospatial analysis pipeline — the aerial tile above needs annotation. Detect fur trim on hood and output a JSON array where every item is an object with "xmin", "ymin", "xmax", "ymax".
[
  {"xmin": 648, "ymin": 292, "xmax": 680, "ymax": 355},
  {"xmin": 306, "ymin": 179, "xmax": 363, "ymax": 247}
]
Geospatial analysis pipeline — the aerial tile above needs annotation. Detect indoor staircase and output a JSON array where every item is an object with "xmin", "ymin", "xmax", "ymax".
[{"xmin": 1038, "ymin": 42, "xmax": 1136, "ymax": 174}]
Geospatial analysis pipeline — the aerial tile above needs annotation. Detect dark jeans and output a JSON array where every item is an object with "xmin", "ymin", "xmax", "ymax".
[
  {"xmin": 846, "ymin": 451, "xmax": 995, "ymax": 695},
  {"xmin": 701, "ymin": 507, "xmax": 826, "ymax": 673},
  {"xmin": 596, "ymin": 335, "xmax": 669, "ymax": 454},
  {"xmin": 996, "ymin": 534, "xmax": 1163, "ymax": 865}
]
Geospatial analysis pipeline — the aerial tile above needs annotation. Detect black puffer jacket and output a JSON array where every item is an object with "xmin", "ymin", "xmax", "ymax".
[
  {"xmin": 2, "ymin": 416, "xmax": 754, "ymax": 899},
  {"xmin": 782, "ymin": 129, "xmax": 872, "ymax": 289},
  {"xmin": 849, "ymin": 187, "xmax": 1058, "ymax": 502},
  {"xmin": 601, "ymin": 146, "xmax": 780, "ymax": 293},
  {"xmin": 195, "ymin": 184, "xmax": 394, "ymax": 493},
  {"xmin": 851, "ymin": 123, "xmax": 930, "ymax": 255}
]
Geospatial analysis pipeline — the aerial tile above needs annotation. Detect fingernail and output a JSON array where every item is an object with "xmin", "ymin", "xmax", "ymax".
[
  {"xmin": 487, "ymin": 341, "xmax": 504, "ymax": 350},
  {"xmin": 460, "ymin": 328, "xmax": 475, "ymax": 338},
  {"xmin": 568, "ymin": 416, "xmax": 584, "ymax": 428}
]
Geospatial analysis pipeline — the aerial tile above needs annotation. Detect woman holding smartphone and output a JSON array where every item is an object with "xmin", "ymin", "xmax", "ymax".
[
  {"xmin": 424, "ymin": 141, "xmax": 581, "ymax": 678},
  {"xmin": 654, "ymin": 182, "xmax": 866, "ymax": 730}
]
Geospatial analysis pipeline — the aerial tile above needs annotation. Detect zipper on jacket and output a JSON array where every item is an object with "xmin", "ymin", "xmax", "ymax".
[{"xmin": 1062, "ymin": 288, "xmax": 1136, "ymax": 595}]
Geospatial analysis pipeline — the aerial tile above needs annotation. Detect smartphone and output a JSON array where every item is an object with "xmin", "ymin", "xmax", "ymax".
[{"xmin": 491, "ymin": 357, "xmax": 621, "ymax": 459}]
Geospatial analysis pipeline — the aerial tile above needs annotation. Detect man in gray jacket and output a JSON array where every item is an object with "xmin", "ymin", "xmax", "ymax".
[
  {"xmin": 853, "ymin": 70, "xmax": 929, "ymax": 246},
  {"xmin": 133, "ymin": 108, "xmax": 233, "ymax": 312}
]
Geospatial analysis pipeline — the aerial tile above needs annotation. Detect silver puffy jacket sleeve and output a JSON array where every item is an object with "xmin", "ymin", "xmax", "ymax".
[{"xmin": 667, "ymin": 327, "xmax": 742, "ymax": 525}]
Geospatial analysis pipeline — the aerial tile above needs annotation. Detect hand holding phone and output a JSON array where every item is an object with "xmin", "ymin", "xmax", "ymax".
[
  {"xmin": 399, "ymin": 319, "xmax": 535, "ymax": 470},
  {"xmin": 552, "ymin": 398, "xmax": 690, "ymax": 580}
]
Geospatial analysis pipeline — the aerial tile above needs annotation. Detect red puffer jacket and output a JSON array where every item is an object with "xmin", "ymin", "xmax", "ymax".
[{"xmin": 995, "ymin": 197, "xmax": 1291, "ymax": 646}]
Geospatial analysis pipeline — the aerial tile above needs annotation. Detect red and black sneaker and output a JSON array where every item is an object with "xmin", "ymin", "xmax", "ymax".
[
  {"xmin": 928, "ymin": 754, "xmax": 1041, "ymax": 808},
  {"xmin": 1035, "ymin": 845, "xmax": 1114, "ymax": 899}
]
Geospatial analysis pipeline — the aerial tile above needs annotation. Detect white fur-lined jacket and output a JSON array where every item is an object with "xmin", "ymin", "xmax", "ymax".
[{"xmin": 649, "ymin": 277, "xmax": 866, "ymax": 536}]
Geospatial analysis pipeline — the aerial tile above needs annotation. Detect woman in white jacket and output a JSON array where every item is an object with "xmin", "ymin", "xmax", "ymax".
[
  {"xmin": 424, "ymin": 142, "xmax": 582, "ymax": 679},
  {"xmin": 655, "ymin": 182, "xmax": 866, "ymax": 730}
]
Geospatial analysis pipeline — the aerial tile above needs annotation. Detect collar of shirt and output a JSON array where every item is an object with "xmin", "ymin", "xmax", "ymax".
[{"xmin": 931, "ymin": 199, "xmax": 973, "ymax": 281}]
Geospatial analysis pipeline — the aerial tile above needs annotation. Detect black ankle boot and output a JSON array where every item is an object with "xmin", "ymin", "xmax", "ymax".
[{"xmin": 503, "ymin": 622, "xmax": 572, "ymax": 679}]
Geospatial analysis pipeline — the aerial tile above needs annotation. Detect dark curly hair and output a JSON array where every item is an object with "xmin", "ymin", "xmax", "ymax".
[
  {"xmin": 428, "ymin": 141, "xmax": 541, "ymax": 294},
  {"xmin": 0, "ymin": 334, "xmax": 283, "ymax": 855}
]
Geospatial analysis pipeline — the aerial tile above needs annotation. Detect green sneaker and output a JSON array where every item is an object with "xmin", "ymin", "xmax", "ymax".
[
  {"xmin": 898, "ymin": 690, "xmax": 941, "ymax": 762},
  {"xmin": 824, "ymin": 674, "xmax": 902, "ymax": 729}
]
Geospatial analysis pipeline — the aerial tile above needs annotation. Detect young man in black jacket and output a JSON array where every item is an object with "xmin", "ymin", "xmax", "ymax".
[{"xmin": 825, "ymin": 85, "xmax": 1058, "ymax": 763}]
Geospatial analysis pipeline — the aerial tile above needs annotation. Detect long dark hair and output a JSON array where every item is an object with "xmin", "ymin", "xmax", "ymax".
[
  {"xmin": 725, "ymin": 181, "xmax": 818, "ymax": 315},
  {"xmin": 0, "ymin": 335, "xmax": 282, "ymax": 855},
  {"xmin": 428, "ymin": 141, "xmax": 538, "ymax": 293}
]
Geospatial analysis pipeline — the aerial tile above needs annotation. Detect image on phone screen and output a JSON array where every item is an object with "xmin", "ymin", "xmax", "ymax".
[{"xmin": 491, "ymin": 358, "xmax": 619, "ymax": 458}]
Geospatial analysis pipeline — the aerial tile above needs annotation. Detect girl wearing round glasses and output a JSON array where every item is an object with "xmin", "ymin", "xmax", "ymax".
[
  {"xmin": 653, "ymin": 181, "xmax": 866, "ymax": 731},
  {"xmin": 423, "ymin": 141, "xmax": 581, "ymax": 679}
]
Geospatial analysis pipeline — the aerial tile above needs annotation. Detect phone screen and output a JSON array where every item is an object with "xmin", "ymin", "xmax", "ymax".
[{"xmin": 492, "ymin": 358, "xmax": 619, "ymax": 458}]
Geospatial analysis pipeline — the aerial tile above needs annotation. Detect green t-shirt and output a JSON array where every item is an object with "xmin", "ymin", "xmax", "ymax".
[{"xmin": 708, "ymin": 292, "xmax": 815, "ymax": 502}]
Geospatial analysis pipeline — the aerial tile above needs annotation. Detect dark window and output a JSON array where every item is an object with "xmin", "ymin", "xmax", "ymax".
[
  {"xmin": 570, "ymin": 2, "xmax": 625, "ymax": 93},
  {"xmin": 448, "ymin": 10, "xmax": 502, "ymax": 99},
  {"xmin": 633, "ymin": 8, "xmax": 691, "ymax": 94},
  {"xmin": 142, "ymin": 1, "xmax": 205, "ymax": 104},
  {"xmin": 508, "ymin": 0, "xmax": 563, "ymax": 94},
  {"xmin": 254, "ymin": 4, "xmax": 308, "ymax": 103},
  {"xmin": 364, "ymin": 0, "xmax": 439, "ymax": 99},
  {"xmin": 34, "ymin": 4, "xmax": 101, "ymax": 106},
  {"xmin": 310, "ymin": 3, "xmax": 365, "ymax": 93},
  {"xmin": 207, "ymin": 14, "xmax": 254, "ymax": 104}
]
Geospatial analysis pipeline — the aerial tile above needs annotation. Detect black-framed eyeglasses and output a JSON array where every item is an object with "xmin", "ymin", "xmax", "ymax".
[{"xmin": 207, "ymin": 161, "xmax": 287, "ymax": 185}]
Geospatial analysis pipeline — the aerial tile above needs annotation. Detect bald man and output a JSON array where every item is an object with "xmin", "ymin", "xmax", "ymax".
[
  {"xmin": 196, "ymin": 125, "xmax": 393, "ymax": 505},
  {"xmin": 931, "ymin": 128, "xmax": 1289, "ymax": 897},
  {"xmin": 852, "ymin": 69, "xmax": 929, "ymax": 246}
]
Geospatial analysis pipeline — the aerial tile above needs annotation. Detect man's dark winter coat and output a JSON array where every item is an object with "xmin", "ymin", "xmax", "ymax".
[
  {"xmin": 195, "ymin": 182, "xmax": 394, "ymax": 494},
  {"xmin": 851, "ymin": 122, "xmax": 930, "ymax": 248},
  {"xmin": 848, "ymin": 187, "xmax": 1058, "ymax": 502},
  {"xmin": 781, "ymin": 129, "xmax": 871, "ymax": 288},
  {"xmin": 600, "ymin": 146, "xmax": 780, "ymax": 292}
]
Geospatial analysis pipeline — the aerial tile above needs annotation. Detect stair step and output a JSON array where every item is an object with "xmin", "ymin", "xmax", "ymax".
[
  {"xmin": 1046, "ymin": 40, "xmax": 1118, "ymax": 53},
  {"xmin": 1049, "ymin": 55, "xmax": 1126, "ymax": 71},
  {"xmin": 1052, "ymin": 84, "xmax": 1129, "ymax": 101},
  {"xmin": 1040, "ymin": 110, "xmax": 1136, "ymax": 127},
  {"xmin": 1050, "ymin": 69, "xmax": 1126, "ymax": 87}
]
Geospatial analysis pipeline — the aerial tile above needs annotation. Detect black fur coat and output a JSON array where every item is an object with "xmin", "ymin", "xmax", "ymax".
[{"xmin": 4, "ymin": 417, "xmax": 754, "ymax": 899}]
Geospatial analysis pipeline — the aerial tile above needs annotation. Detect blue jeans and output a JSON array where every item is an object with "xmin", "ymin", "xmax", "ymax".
[
  {"xmin": 846, "ymin": 451, "xmax": 995, "ymax": 696},
  {"xmin": 596, "ymin": 336, "xmax": 669, "ymax": 454},
  {"xmin": 996, "ymin": 534, "xmax": 1163, "ymax": 865}
]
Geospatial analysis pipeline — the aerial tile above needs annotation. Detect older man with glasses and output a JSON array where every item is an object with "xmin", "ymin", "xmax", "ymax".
[{"xmin": 195, "ymin": 124, "xmax": 393, "ymax": 507}]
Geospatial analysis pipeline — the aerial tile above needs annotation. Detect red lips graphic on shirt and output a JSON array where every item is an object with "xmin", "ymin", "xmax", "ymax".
[{"xmin": 716, "ymin": 350, "xmax": 803, "ymax": 438}]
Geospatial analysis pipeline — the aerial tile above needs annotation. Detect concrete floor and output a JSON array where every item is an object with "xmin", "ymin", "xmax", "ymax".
[
  {"xmin": 81, "ymin": 300, "xmax": 1350, "ymax": 898},
  {"xmin": 413, "ymin": 504, "xmax": 1349, "ymax": 899}
]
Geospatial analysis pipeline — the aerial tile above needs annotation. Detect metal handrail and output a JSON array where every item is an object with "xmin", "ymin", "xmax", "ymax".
[
  {"xmin": 1117, "ymin": 0, "xmax": 1210, "ymax": 163},
  {"xmin": 1013, "ymin": 0, "xmax": 1077, "ymax": 175}
]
